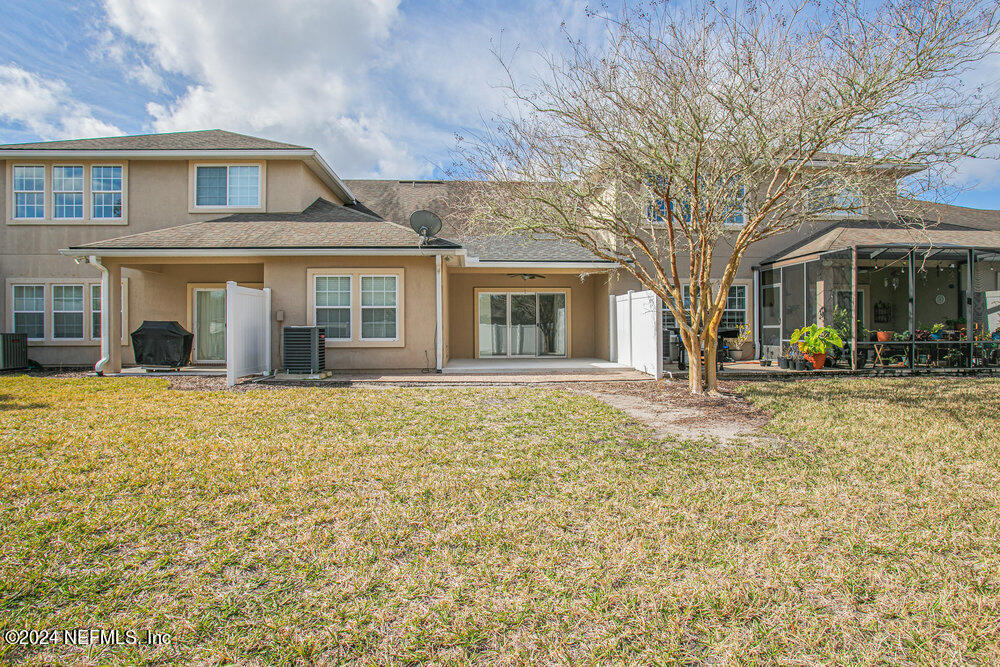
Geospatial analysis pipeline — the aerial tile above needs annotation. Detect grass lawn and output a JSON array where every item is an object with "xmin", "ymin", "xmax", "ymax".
[{"xmin": 1, "ymin": 376, "xmax": 998, "ymax": 663}]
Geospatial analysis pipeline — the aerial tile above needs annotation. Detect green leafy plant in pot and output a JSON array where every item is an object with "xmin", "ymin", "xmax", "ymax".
[{"xmin": 790, "ymin": 324, "xmax": 845, "ymax": 369}]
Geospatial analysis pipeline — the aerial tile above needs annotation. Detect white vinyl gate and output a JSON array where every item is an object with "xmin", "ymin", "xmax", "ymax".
[
  {"xmin": 225, "ymin": 281, "xmax": 272, "ymax": 386},
  {"xmin": 611, "ymin": 290, "xmax": 663, "ymax": 378}
]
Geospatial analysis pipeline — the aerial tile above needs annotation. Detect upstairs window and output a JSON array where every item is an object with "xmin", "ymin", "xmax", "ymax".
[
  {"xmin": 92, "ymin": 166, "xmax": 123, "ymax": 219},
  {"xmin": 809, "ymin": 179, "xmax": 863, "ymax": 216},
  {"xmin": 53, "ymin": 166, "xmax": 84, "ymax": 219},
  {"xmin": 647, "ymin": 176, "xmax": 745, "ymax": 226},
  {"xmin": 13, "ymin": 166, "xmax": 45, "ymax": 219},
  {"xmin": 195, "ymin": 165, "xmax": 260, "ymax": 207}
]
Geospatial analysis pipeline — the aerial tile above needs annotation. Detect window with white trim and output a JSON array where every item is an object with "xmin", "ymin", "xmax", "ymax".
[
  {"xmin": 91, "ymin": 166, "xmax": 123, "ymax": 219},
  {"xmin": 662, "ymin": 285, "xmax": 747, "ymax": 330},
  {"xmin": 647, "ymin": 176, "xmax": 746, "ymax": 226},
  {"xmin": 52, "ymin": 285, "xmax": 84, "ymax": 339},
  {"xmin": 809, "ymin": 179, "xmax": 863, "ymax": 215},
  {"xmin": 53, "ymin": 166, "xmax": 84, "ymax": 219},
  {"xmin": 195, "ymin": 165, "xmax": 260, "ymax": 207},
  {"xmin": 13, "ymin": 166, "xmax": 45, "ymax": 219},
  {"xmin": 91, "ymin": 284, "xmax": 102, "ymax": 339},
  {"xmin": 360, "ymin": 275, "xmax": 398, "ymax": 340},
  {"xmin": 13, "ymin": 285, "xmax": 44, "ymax": 339},
  {"xmin": 314, "ymin": 275, "xmax": 351, "ymax": 340}
]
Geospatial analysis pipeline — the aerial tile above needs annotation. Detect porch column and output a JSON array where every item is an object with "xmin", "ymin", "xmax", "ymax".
[
  {"xmin": 851, "ymin": 246, "xmax": 858, "ymax": 371},
  {"xmin": 908, "ymin": 251, "xmax": 915, "ymax": 369},
  {"xmin": 435, "ymin": 255, "xmax": 443, "ymax": 372},
  {"xmin": 967, "ymin": 248, "xmax": 975, "ymax": 368},
  {"xmin": 107, "ymin": 260, "xmax": 123, "ymax": 373},
  {"xmin": 752, "ymin": 267, "xmax": 761, "ymax": 359}
]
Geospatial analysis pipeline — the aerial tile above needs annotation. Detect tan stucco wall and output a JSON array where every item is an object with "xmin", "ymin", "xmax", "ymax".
[
  {"xmin": 0, "ymin": 156, "xmax": 341, "ymax": 366},
  {"xmin": 447, "ymin": 270, "xmax": 603, "ymax": 359},
  {"xmin": 264, "ymin": 255, "xmax": 439, "ymax": 371}
]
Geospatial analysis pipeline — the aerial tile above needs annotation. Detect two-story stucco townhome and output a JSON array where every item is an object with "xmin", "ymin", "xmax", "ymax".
[{"xmin": 3, "ymin": 129, "xmax": 1000, "ymax": 376}]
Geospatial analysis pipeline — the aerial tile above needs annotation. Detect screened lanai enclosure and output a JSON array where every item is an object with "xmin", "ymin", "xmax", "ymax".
[{"xmin": 756, "ymin": 246, "xmax": 1000, "ymax": 370}]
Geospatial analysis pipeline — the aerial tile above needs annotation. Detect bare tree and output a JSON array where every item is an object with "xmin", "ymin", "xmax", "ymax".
[{"xmin": 451, "ymin": 0, "xmax": 1000, "ymax": 394}]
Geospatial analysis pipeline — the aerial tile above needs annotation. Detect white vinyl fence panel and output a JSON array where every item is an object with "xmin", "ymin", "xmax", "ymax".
[
  {"xmin": 225, "ymin": 281, "xmax": 272, "ymax": 386},
  {"xmin": 611, "ymin": 291, "xmax": 663, "ymax": 378}
]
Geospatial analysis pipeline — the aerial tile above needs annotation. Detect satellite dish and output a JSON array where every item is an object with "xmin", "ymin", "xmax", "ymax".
[{"xmin": 409, "ymin": 210, "xmax": 443, "ymax": 238}]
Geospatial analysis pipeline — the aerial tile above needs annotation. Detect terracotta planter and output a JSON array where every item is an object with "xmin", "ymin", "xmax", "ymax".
[
  {"xmin": 805, "ymin": 352, "xmax": 827, "ymax": 369},
  {"xmin": 876, "ymin": 331, "xmax": 892, "ymax": 342}
]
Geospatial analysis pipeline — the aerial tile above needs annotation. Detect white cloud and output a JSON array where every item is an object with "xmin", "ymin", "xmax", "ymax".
[
  {"xmin": 98, "ymin": 0, "xmax": 605, "ymax": 178},
  {"xmin": 0, "ymin": 65, "xmax": 123, "ymax": 140},
  {"xmin": 101, "ymin": 0, "xmax": 422, "ymax": 177}
]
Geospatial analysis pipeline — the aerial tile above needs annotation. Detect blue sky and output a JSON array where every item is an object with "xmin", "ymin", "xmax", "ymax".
[{"xmin": 1, "ymin": 0, "xmax": 998, "ymax": 209}]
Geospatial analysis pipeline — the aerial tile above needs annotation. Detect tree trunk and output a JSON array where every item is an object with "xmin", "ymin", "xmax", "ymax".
[
  {"xmin": 688, "ymin": 350, "xmax": 703, "ymax": 393},
  {"xmin": 704, "ymin": 332, "xmax": 719, "ymax": 394},
  {"xmin": 680, "ymin": 328, "xmax": 704, "ymax": 393}
]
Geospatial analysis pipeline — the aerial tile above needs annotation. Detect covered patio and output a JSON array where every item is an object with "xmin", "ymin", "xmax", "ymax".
[{"xmin": 756, "ymin": 226, "xmax": 1000, "ymax": 370}]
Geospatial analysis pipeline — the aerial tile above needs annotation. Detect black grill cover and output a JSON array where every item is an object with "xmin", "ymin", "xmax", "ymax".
[{"xmin": 131, "ymin": 321, "xmax": 193, "ymax": 367}]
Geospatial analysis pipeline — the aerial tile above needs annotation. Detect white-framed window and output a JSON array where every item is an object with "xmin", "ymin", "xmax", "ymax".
[
  {"xmin": 721, "ymin": 285, "xmax": 748, "ymax": 329},
  {"xmin": 647, "ymin": 176, "xmax": 746, "ymax": 226},
  {"xmin": 13, "ymin": 285, "xmax": 45, "ymax": 339},
  {"xmin": 91, "ymin": 283, "xmax": 102, "ymax": 339},
  {"xmin": 314, "ymin": 275, "xmax": 352, "ymax": 340},
  {"xmin": 91, "ymin": 165, "xmax": 123, "ymax": 219},
  {"xmin": 662, "ymin": 284, "xmax": 747, "ymax": 330},
  {"xmin": 52, "ymin": 166, "xmax": 84, "ymax": 219},
  {"xmin": 52, "ymin": 284, "xmax": 84, "ymax": 339},
  {"xmin": 195, "ymin": 165, "xmax": 260, "ymax": 207},
  {"xmin": 13, "ymin": 166, "xmax": 45, "ymax": 219},
  {"xmin": 360, "ymin": 275, "xmax": 399, "ymax": 340},
  {"xmin": 809, "ymin": 179, "xmax": 864, "ymax": 216}
]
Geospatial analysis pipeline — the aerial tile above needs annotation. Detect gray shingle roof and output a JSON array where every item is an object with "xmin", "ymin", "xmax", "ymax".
[
  {"xmin": 68, "ymin": 219, "xmax": 459, "ymax": 251},
  {"xmin": 460, "ymin": 235, "xmax": 607, "ymax": 262},
  {"xmin": 344, "ymin": 179, "xmax": 613, "ymax": 263},
  {"xmin": 212, "ymin": 198, "xmax": 382, "ymax": 223},
  {"xmin": 0, "ymin": 129, "xmax": 308, "ymax": 151},
  {"xmin": 763, "ymin": 219, "xmax": 1000, "ymax": 264}
]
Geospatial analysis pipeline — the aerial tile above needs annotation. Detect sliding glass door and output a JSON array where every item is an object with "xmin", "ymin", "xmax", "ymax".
[
  {"xmin": 478, "ymin": 293, "xmax": 508, "ymax": 357},
  {"xmin": 477, "ymin": 291, "xmax": 567, "ymax": 358}
]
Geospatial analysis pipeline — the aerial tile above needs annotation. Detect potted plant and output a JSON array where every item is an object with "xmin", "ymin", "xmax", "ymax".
[
  {"xmin": 777, "ymin": 343, "xmax": 791, "ymax": 369},
  {"xmin": 790, "ymin": 324, "xmax": 845, "ymax": 369},
  {"xmin": 946, "ymin": 318, "xmax": 967, "ymax": 334},
  {"xmin": 929, "ymin": 323, "xmax": 945, "ymax": 340},
  {"xmin": 876, "ymin": 329, "xmax": 893, "ymax": 342},
  {"xmin": 725, "ymin": 325, "xmax": 753, "ymax": 361},
  {"xmin": 943, "ymin": 348, "xmax": 965, "ymax": 367}
]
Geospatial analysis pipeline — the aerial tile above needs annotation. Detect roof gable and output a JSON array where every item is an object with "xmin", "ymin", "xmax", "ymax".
[
  {"xmin": 0, "ymin": 129, "xmax": 308, "ymax": 151},
  {"xmin": 209, "ymin": 198, "xmax": 383, "ymax": 223}
]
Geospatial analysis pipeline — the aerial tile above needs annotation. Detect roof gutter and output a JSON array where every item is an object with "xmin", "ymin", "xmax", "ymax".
[
  {"xmin": 59, "ymin": 247, "xmax": 464, "ymax": 259},
  {"xmin": 306, "ymin": 150, "xmax": 355, "ymax": 204},
  {"xmin": 85, "ymin": 255, "xmax": 112, "ymax": 375},
  {"xmin": 461, "ymin": 259, "xmax": 617, "ymax": 269}
]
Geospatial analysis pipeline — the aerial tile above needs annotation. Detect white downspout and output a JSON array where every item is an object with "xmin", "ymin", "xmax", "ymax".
[
  {"xmin": 435, "ymin": 254, "xmax": 444, "ymax": 372},
  {"xmin": 89, "ymin": 255, "xmax": 112, "ymax": 375}
]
